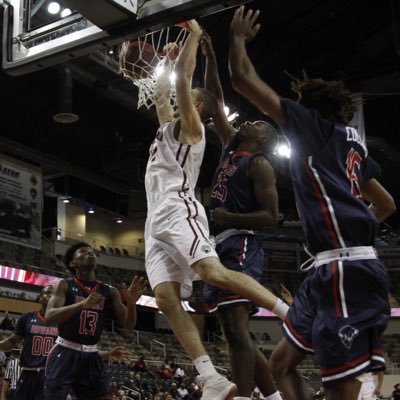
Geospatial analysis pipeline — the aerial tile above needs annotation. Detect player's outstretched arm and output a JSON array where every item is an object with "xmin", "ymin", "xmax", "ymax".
[
  {"xmin": 45, "ymin": 279, "xmax": 104, "ymax": 323},
  {"xmin": 0, "ymin": 334, "xmax": 23, "ymax": 352},
  {"xmin": 229, "ymin": 6, "xmax": 286, "ymax": 124},
  {"xmin": 99, "ymin": 346, "xmax": 132, "ymax": 362},
  {"xmin": 154, "ymin": 44, "xmax": 176, "ymax": 125},
  {"xmin": 110, "ymin": 276, "xmax": 147, "ymax": 329},
  {"xmin": 200, "ymin": 30, "xmax": 235, "ymax": 148},
  {"xmin": 175, "ymin": 20, "xmax": 203, "ymax": 145},
  {"xmin": 361, "ymin": 178, "xmax": 396, "ymax": 222}
]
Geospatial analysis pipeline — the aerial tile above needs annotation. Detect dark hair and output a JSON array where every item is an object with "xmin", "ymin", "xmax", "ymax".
[
  {"xmin": 64, "ymin": 241, "xmax": 90, "ymax": 275},
  {"xmin": 194, "ymin": 87, "xmax": 218, "ymax": 121},
  {"xmin": 291, "ymin": 74, "xmax": 356, "ymax": 125}
]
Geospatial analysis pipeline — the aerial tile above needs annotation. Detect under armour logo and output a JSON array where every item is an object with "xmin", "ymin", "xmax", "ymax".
[{"xmin": 338, "ymin": 325, "xmax": 359, "ymax": 349}]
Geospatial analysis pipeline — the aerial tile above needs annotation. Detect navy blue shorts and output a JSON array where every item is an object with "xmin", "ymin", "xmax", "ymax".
[
  {"xmin": 44, "ymin": 344, "xmax": 111, "ymax": 400},
  {"xmin": 204, "ymin": 234, "xmax": 264, "ymax": 311},
  {"xmin": 14, "ymin": 369, "xmax": 45, "ymax": 400},
  {"xmin": 283, "ymin": 258, "xmax": 390, "ymax": 388}
]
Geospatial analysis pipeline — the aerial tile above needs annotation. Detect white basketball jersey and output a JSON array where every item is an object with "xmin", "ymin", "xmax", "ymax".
[{"xmin": 145, "ymin": 118, "xmax": 206, "ymax": 209}]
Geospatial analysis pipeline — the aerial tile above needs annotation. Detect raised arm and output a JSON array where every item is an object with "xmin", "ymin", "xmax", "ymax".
[
  {"xmin": 45, "ymin": 279, "xmax": 103, "ymax": 323},
  {"xmin": 211, "ymin": 156, "xmax": 278, "ymax": 228},
  {"xmin": 110, "ymin": 276, "xmax": 147, "ymax": 330},
  {"xmin": 229, "ymin": 6, "xmax": 286, "ymax": 124},
  {"xmin": 361, "ymin": 178, "xmax": 396, "ymax": 222},
  {"xmin": 200, "ymin": 31, "xmax": 235, "ymax": 147},
  {"xmin": 153, "ymin": 43, "xmax": 177, "ymax": 125},
  {"xmin": 174, "ymin": 20, "xmax": 203, "ymax": 144}
]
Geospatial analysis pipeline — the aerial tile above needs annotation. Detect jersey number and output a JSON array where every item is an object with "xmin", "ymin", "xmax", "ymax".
[
  {"xmin": 32, "ymin": 336, "xmax": 54, "ymax": 356},
  {"xmin": 346, "ymin": 148, "xmax": 362, "ymax": 198},
  {"xmin": 79, "ymin": 310, "xmax": 98, "ymax": 336},
  {"xmin": 211, "ymin": 171, "xmax": 228, "ymax": 202}
]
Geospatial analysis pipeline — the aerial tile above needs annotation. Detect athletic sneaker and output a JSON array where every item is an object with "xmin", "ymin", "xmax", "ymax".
[{"xmin": 196, "ymin": 373, "xmax": 237, "ymax": 400}]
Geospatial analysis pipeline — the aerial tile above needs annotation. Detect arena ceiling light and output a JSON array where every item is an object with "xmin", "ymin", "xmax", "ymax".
[
  {"xmin": 224, "ymin": 105, "xmax": 239, "ymax": 122},
  {"xmin": 276, "ymin": 143, "xmax": 291, "ymax": 158},
  {"xmin": 47, "ymin": 2, "xmax": 61, "ymax": 14},
  {"xmin": 61, "ymin": 8, "xmax": 72, "ymax": 18}
]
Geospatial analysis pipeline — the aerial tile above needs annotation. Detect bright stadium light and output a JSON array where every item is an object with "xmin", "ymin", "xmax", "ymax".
[
  {"xmin": 276, "ymin": 144, "xmax": 291, "ymax": 158},
  {"xmin": 47, "ymin": 2, "xmax": 61, "ymax": 14},
  {"xmin": 227, "ymin": 112, "xmax": 239, "ymax": 122},
  {"xmin": 61, "ymin": 8, "xmax": 72, "ymax": 18}
]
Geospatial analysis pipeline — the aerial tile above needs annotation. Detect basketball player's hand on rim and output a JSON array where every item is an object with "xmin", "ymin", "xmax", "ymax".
[
  {"xmin": 230, "ymin": 5, "xmax": 261, "ymax": 43},
  {"xmin": 125, "ymin": 276, "xmax": 148, "ymax": 305},
  {"xmin": 186, "ymin": 20, "xmax": 202, "ymax": 37},
  {"xmin": 82, "ymin": 292, "xmax": 104, "ymax": 308}
]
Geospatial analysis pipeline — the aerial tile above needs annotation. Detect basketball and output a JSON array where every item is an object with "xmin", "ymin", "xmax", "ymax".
[{"xmin": 120, "ymin": 40, "xmax": 158, "ymax": 80}]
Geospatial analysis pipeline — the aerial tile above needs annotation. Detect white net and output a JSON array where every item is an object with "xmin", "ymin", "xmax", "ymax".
[{"xmin": 119, "ymin": 26, "xmax": 188, "ymax": 109}]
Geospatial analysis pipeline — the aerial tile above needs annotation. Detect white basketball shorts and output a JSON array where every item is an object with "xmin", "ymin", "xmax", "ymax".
[{"xmin": 145, "ymin": 191, "xmax": 218, "ymax": 298}]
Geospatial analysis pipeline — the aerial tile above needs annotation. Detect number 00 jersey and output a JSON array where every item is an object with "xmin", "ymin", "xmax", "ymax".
[
  {"xmin": 14, "ymin": 311, "xmax": 58, "ymax": 368},
  {"xmin": 279, "ymin": 98, "xmax": 380, "ymax": 254},
  {"xmin": 58, "ymin": 277, "xmax": 111, "ymax": 345},
  {"xmin": 145, "ymin": 119, "xmax": 206, "ymax": 210}
]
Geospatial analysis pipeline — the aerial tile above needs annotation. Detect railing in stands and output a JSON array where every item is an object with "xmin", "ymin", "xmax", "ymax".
[
  {"xmin": 121, "ymin": 385, "xmax": 139, "ymax": 400},
  {"xmin": 150, "ymin": 339, "xmax": 166, "ymax": 360}
]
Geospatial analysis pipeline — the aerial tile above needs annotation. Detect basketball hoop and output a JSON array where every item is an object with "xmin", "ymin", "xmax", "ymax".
[{"xmin": 119, "ymin": 26, "xmax": 189, "ymax": 109}]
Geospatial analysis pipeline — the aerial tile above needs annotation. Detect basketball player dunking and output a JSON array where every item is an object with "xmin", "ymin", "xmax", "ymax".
[
  {"xmin": 144, "ymin": 19, "xmax": 288, "ymax": 400},
  {"xmin": 229, "ymin": 6, "xmax": 396, "ymax": 400}
]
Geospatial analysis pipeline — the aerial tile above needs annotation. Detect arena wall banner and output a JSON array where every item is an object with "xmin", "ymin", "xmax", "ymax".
[
  {"xmin": 1, "ymin": 264, "xmax": 399, "ymax": 318},
  {"xmin": 0, "ymin": 154, "xmax": 42, "ymax": 249}
]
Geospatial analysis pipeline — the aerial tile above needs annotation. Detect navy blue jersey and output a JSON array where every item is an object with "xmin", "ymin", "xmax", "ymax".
[
  {"xmin": 209, "ymin": 146, "xmax": 263, "ymax": 235},
  {"xmin": 280, "ymin": 98, "xmax": 380, "ymax": 253},
  {"xmin": 58, "ymin": 277, "xmax": 111, "ymax": 345},
  {"xmin": 14, "ymin": 311, "xmax": 58, "ymax": 368}
]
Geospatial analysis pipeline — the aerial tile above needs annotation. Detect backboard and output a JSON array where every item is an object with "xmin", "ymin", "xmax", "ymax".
[{"xmin": 1, "ymin": 0, "xmax": 250, "ymax": 76}]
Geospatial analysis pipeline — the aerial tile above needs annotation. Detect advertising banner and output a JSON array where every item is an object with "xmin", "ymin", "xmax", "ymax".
[{"xmin": 0, "ymin": 155, "xmax": 42, "ymax": 249}]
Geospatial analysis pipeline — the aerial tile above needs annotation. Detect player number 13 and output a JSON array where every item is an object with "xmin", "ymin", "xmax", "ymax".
[{"xmin": 79, "ymin": 310, "xmax": 98, "ymax": 335}]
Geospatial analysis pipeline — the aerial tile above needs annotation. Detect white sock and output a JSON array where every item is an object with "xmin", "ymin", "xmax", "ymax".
[
  {"xmin": 193, "ymin": 355, "xmax": 217, "ymax": 376},
  {"xmin": 233, "ymin": 397, "xmax": 250, "ymax": 400},
  {"xmin": 265, "ymin": 391, "xmax": 283, "ymax": 400},
  {"xmin": 272, "ymin": 298, "xmax": 289, "ymax": 320}
]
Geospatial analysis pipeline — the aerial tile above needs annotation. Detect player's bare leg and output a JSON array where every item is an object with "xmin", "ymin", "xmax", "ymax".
[
  {"xmin": 219, "ymin": 305, "xmax": 279, "ymax": 398},
  {"xmin": 154, "ymin": 281, "xmax": 207, "ymax": 360},
  {"xmin": 325, "ymin": 380, "xmax": 361, "ymax": 400},
  {"xmin": 192, "ymin": 257, "xmax": 288, "ymax": 319},
  {"xmin": 269, "ymin": 338, "xmax": 312, "ymax": 400},
  {"xmin": 154, "ymin": 281, "xmax": 237, "ymax": 400}
]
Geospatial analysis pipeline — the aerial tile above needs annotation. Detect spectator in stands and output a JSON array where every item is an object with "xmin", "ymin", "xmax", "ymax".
[
  {"xmin": 177, "ymin": 382, "xmax": 189, "ymax": 399},
  {"xmin": 170, "ymin": 382, "xmax": 179, "ymax": 398},
  {"xmin": 133, "ymin": 354, "xmax": 148, "ymax": 372},
  {"xmin": 188, "ymin": 382, "xmax": 202, "ymax": 399},
  {"xmin": 156, "ymin": 362, "xmax": 174, "ymax": 379},
  {"xmin": 0, "ymin": 313, "xmax": 14, "ymax": 331},
  {"xmin": 174, "ymin": 364, "xmax": 186, "ymax": 384},
  {"xmin": 392, "ymin": 383, "xmax": 400, "ymax": 400}
]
